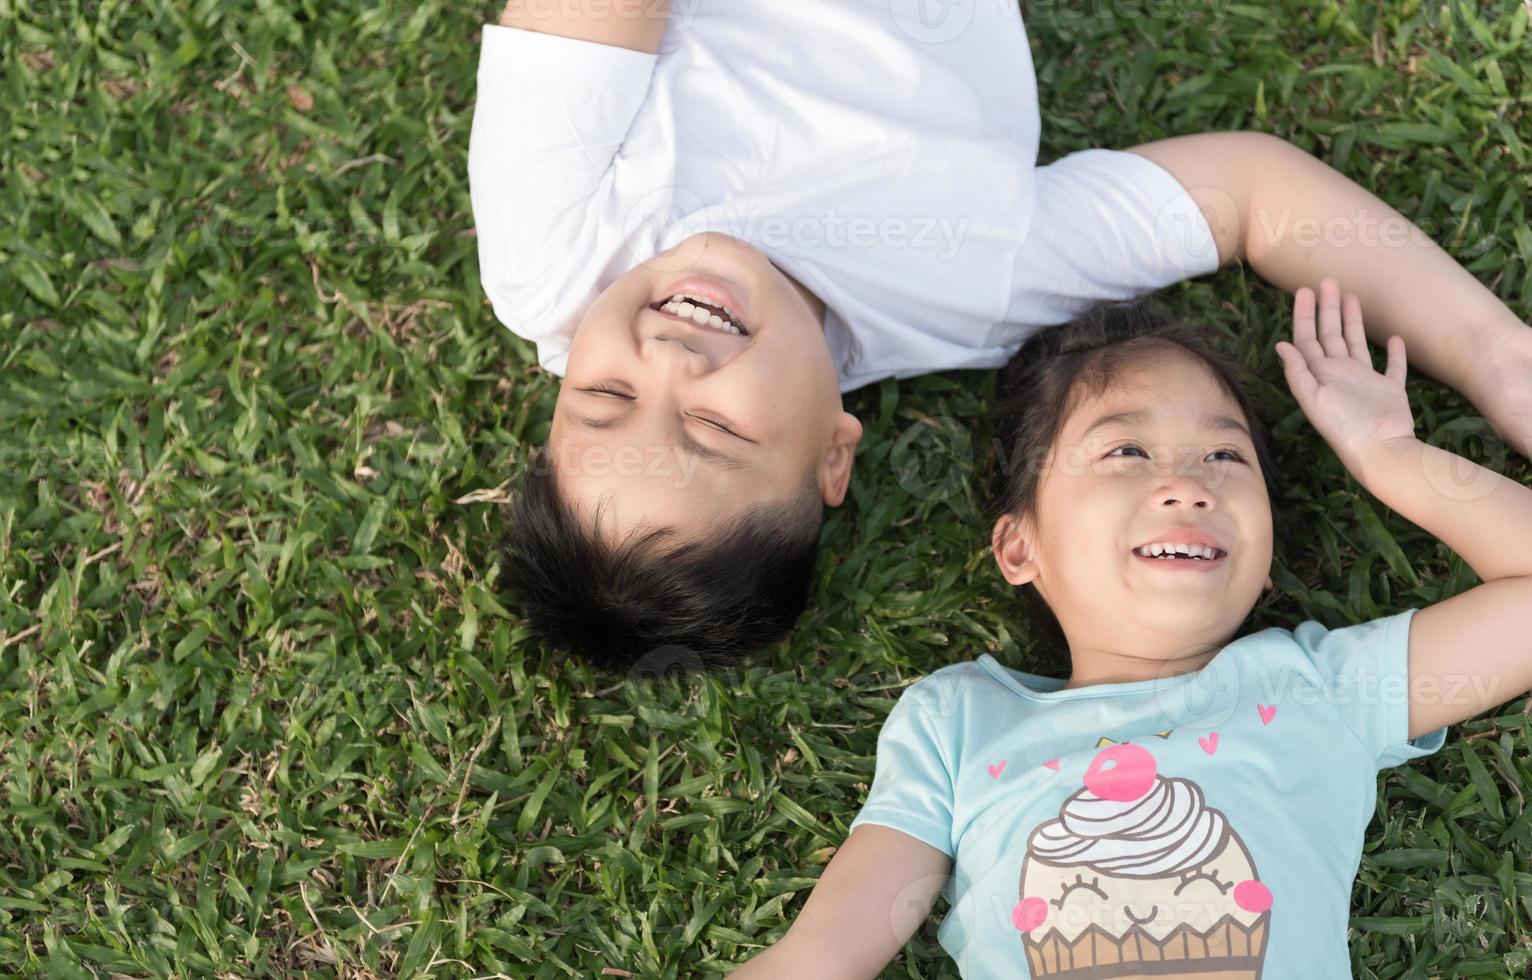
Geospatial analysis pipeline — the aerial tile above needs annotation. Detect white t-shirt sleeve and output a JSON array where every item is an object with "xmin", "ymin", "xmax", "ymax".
[
  {"xmin": 847, "ymin": 678, "xmax": 957, "ymax": 857},
  {"xmin": 999, "ymin": 147, "xmax": 1223, "ymax": 333},
  {"xmin": 1291, "ymin": 607, "xmax": 1450, "ymax": 770},
  {"xmin": 467, "ymin": 25, "xmax": 658, "ymax": 375}
]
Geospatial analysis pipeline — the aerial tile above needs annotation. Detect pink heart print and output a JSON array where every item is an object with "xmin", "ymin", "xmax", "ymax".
[
  {"xmin": 1198, "ymin": 732, "xmax": 1219, "ymax": 755},
  {"xmin": 987, "ymin": 760, "xmax": 1007, "ymax": 778},
  {"xmin": 1257, "ymin": 704, "xmax": 1277, "ymax": 725},
  {"xmin": 1042, "ymin": 759, "xmax": 1060, "ymax": 770}
]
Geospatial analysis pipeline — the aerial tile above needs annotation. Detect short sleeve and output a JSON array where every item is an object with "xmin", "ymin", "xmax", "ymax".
[
  {"xmin": 998, "ymin": 148, "xmax": 1222, "ymax": 335},
  {"xmin": 1292, "ymin": 607, "xmax": 1449, "ymax": 770},
  {"xmin": 848, "ymin": 679, "xmax": 956, "ymax": 857},
  {"xmin": 466, "ymin": 25, "xmax": 658, "ymax": 374}
]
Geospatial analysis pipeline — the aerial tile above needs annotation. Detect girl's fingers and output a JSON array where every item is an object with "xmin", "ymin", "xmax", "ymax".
[
  {"xmin": 1384, "ymin": 335, "xmax": 1407, "ymax": 385},
  {"xmin": 1317, "ymin": 278, "xmax": 1348, "ymax": 359},
  {"xmin": 1292, "ymin": 287, "xmax": 1323, "ymax": 363},
  {"xmin": 1276, "ymin": 340, "xmax": 1317, "ymax": 406},
  {"xmin": 1341, "ymin": 292, "xmax": 1370, "ymax": 365}
]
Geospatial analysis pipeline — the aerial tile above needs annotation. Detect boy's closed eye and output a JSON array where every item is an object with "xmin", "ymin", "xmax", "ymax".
[{"xmin": 577, "ymin": 382, "xmax": 752, "ymax": 441}]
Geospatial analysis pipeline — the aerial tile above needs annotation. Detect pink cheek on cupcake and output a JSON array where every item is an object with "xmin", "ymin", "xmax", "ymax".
[
  {"xmin": 1011, "ymin": 896, "xmax": 1049, "ymax": 933},
  {"xmin": 1082, "ymin": 743, "xmax": 1157, "ymax": 802},
  {"xmin": 1234, "ymin": 879, "xmax": 1273, "ymax": 913}
]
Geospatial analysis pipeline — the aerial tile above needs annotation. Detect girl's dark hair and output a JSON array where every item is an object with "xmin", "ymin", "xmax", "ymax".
[{"xmin": 984, "ymin": 297, "xmax": 1287, "ymax": 675}]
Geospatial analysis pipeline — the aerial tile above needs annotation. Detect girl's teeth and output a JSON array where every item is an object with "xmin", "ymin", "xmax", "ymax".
[{"xmin": 1135, "ymin": 543, "xmax": 1220, "ymax": 559}]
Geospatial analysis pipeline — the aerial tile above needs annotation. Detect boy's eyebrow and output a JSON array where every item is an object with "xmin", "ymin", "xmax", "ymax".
[
  {"xmin": 566, "ymin": 411, "xmax": 751, "ymax": 471},
  {"xmin": 1081, "ymin": 408, "xmax": 1252, "ymax": 442}
]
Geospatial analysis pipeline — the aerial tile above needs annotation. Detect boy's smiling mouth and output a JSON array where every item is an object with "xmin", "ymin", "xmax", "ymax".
[{"xmin": 650, "ymin": 296, "xmax": 750, "ymax": 336}]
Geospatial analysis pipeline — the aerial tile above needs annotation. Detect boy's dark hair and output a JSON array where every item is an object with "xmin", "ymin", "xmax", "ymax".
[
  {"xmin": 496, "ymin": 448, "xmax": 824, "ymax": 675},
  {"xmin": 984, "ymin": 297, "xmax": 1287, "ymax": 674}
]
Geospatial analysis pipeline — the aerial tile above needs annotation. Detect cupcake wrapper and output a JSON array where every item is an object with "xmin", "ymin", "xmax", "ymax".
[{"xmin": 1023, "ymin": 914, "xmax": 1269, "ymax": 979}]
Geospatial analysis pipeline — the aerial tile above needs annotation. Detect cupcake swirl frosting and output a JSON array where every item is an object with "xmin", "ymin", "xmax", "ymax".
[{"xmin": 1028, "ymin": 775, "xmax": 1228, "ymax": 877}]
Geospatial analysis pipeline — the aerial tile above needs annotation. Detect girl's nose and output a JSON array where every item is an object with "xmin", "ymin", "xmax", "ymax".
[{"xmin": 1156, "ymin": 479, "xmax": 1216, "ymax": 508}]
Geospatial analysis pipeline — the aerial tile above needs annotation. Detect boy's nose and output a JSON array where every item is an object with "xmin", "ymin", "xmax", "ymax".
[
  {"xmin": 643, "ymin": 334, "xmax": 712, "ymax": 375},
  {"xmin": 653, "ymin": 334, "xmax": 700, "ymax": 354}
]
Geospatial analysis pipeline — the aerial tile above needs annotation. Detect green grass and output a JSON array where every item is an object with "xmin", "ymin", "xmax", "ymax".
[{"xmin": 2, "ymin": 0, "xmax": 1530, "ymax": 976}]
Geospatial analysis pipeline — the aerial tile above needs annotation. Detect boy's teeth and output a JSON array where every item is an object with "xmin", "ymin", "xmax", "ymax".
[
  {"xmin": 660, "ymin": 299, "xmax": 743, "ymax": 334},
  {"xmin": 669, "ymin": 293, "xmax": 744, "ymax": 326}
]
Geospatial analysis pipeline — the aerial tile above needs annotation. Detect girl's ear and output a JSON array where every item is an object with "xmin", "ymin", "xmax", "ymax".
[{"xmin": 992, "ymin": 513, "xmax": 1041, "ymax": 586}]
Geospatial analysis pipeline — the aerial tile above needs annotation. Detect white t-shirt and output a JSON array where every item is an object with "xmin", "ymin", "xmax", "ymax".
[{"xmin": 468, "ymin": 2, "xmax": 1221, "ymax": 393}]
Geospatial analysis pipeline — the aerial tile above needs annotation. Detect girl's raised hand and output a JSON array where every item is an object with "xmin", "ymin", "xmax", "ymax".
[{"xmin": 1274, "ymin": 278, "xmax": 1417, "ymax": 479}]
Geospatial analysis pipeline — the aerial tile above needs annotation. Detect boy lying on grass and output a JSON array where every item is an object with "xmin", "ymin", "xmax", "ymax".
[
  {"xmin": 470, "ymin": 0, "xmax": 1532, "ymax": 672},
  {"xmin": 730, "ymin": 282, "xmax": 1532, "ymax": 977}
]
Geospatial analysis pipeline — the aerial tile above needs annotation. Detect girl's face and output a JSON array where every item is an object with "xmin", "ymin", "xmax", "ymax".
[{"xmin": 992, "ymin": 350, "xmax": 1274, "ymax": 676}]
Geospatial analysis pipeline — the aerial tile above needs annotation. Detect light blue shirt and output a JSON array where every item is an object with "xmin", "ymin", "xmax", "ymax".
[{"xmin": 849, "ymin": 607, "xmax": 1449, "ymax": 979}]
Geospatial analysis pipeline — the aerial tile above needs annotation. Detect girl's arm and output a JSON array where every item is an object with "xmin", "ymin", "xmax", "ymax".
[
  {"xmin": 497, "ymin": 0, "xmax": 671, "ymax": 53},
  {"xmin": 1127, "ymin": 131, "xmax": 1532, "ymax": 459},
  {"xmin": 731, "ymin": 825, "xmax": 952, "ymax": 979},
  {"xmin": 1276, "ymin": 280, "xmax": 1532, "ymax": 739}
]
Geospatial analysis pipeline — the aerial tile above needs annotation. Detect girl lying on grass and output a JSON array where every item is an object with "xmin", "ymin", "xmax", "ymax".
[{"xmin": 733, "ymin": 279, "xmax": 1532, "ymax": 978}]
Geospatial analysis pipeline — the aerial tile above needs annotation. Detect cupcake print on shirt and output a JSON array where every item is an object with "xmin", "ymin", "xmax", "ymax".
[{"xmin": 1012, "ymin": 742, "xmax": 1273, "ymax": 978}]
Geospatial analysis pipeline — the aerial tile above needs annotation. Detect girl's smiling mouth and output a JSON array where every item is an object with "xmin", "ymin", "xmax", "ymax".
[
  {"xmin": 1132, "ymin": 547, "xmax": 1228, "ymax": 572},
  {"xmin": 1130, "ymin": 531, "xmax": 1228, "ymax": 571}
]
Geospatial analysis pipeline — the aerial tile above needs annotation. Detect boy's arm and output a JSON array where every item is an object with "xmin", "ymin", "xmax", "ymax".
[
  {"xmin": 730, "ymin": 825, "xmax": 952, "ymax": 979},
  {"xmin": 1127, "ymin": 132, "xmax": 1532, "ymax": 455},
  {"xmin": 497, "ymin": 0, "xmax": 671, "ymax": 53},
  {"xmin": 469, "ymin": 1, "xmax": 662, "ymax": 366}
]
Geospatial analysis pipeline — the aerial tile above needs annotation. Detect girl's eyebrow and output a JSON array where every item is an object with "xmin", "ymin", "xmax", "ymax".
[{"xmin": 1081, "ymin": 408, "xmax": 1252, "ymax": 442}]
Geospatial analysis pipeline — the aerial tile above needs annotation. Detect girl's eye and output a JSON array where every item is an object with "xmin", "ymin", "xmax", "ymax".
[{"xmin": 1106, "ymin": 445, "xmax": 1246, "ymax": 463}]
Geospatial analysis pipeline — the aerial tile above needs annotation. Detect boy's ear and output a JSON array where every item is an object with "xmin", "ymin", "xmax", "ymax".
[
  {"xmin": 992, "ymin": 513, "xmax": 1041, "ymax": 586},
  {"xmin": 820, "ymin": 411, "xmax": 864, "ymax": 507}
]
